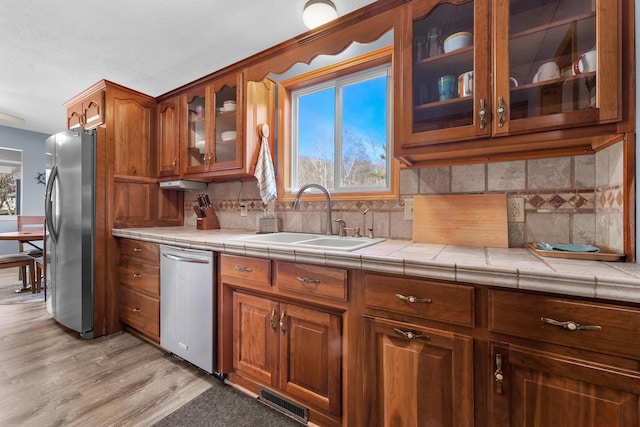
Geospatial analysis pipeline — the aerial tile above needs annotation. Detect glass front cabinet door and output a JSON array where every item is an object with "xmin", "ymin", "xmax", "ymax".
[
  {"xmin": 183, "ymin": 86, "xmax": 210, "ymax": 175},
  {"xmin": 210, "ymin": 73, "xmax": 241, "ymax": 171},
  {"xmin": 493, "ymin": 0, "xmax": 620, "ymax": 136},
  {"xmin": 399, "ymin": 0, "xmax": 621, "ymax": 158},
  {"xmin": 401, "ymin": 0, "xmax": 490, "ymax": 149}
]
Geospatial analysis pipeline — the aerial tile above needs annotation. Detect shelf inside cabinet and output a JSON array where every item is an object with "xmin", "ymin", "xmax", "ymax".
[{"xmin": 414, "ymin": 97, "xmax": 474, "ymax": 132}]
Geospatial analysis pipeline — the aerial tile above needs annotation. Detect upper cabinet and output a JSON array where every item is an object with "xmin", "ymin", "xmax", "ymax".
[
  {"xmin": 397, "ymin": 0, "xmax": 625, "ymax": 166},
  {"xmin": 66, "ymin": 86, "xmax": 105, "ymax": 130},
  {"xmin": 157, "ymin": 97, "xmax": 180, "ymax": 178},
  {"xmin": 172, "ymin": 70, "xmax": 275, "ymax": 181}
]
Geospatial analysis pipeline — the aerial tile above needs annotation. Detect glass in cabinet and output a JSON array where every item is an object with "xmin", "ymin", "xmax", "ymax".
[
  {"xmin": 402, "ymin": 0, "xmax": 491, "ymax": 148},
  {"xmin": 492, "ymin": 0, "xmax": 620, "ymax": 136},
  {"xmin": 184, "ymin": 86, "xmax": 209, "ymax": 175},
  {"xmin": 212, "ymin": 74, "xmax": 240, "ymax": 170},
  {"xmin": 399, "ymin": 0, "xmax": 621, "ymax": 156}
]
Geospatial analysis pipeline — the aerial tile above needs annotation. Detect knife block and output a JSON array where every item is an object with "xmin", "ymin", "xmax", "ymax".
[{"xmin": 196, "ymin": 207, "xmax": 220, "ymax": 230}]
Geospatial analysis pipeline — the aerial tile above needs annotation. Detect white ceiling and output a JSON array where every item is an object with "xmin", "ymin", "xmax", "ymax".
[{"xmin": 0, "ymin": 0, "xmax": 377, "ymax": 136}]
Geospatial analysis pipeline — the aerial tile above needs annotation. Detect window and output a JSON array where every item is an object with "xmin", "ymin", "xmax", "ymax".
[
  {"xmin": 278, "ymin": 46, "xmax": 398, "ymax": 200},
  {"xmin": 0, "ymin": 148, "xmax": 22, "ymax": 216}
]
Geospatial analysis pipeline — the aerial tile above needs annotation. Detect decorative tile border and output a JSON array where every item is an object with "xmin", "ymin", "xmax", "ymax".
[{"xmin": 198, "ymin": 187, "xmax": 621, "ymax": 215}]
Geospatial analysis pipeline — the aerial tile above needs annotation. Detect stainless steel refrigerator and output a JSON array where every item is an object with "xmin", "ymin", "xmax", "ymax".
[{"xmin": 45, "ymin": 127, "xmax": 95, "ymax": 339}]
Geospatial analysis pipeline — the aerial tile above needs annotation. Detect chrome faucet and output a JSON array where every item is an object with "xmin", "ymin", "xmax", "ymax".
[{"xmin": 292, "ymin": 183, "xmax": 333, "ymax": 235}]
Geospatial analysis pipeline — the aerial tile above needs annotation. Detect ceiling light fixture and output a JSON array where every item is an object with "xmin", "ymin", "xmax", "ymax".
[
  {"xmin": 0, "ymin": 112, "xmax": 25, "ymax": 126},
  {"xmin": 303, "ymin": 0, "xmax": 338, "ymax": 29}
]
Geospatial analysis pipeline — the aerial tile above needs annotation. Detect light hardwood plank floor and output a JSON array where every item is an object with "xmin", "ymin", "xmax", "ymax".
[{"xmin": 0, "ymin": 302, "xmax": 214, "ymax": 426}]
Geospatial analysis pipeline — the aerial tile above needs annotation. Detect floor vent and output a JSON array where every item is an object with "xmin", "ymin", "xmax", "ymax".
[{"xmin": 258, "ymin": 386, "xmax": 309, "ymax": 424}]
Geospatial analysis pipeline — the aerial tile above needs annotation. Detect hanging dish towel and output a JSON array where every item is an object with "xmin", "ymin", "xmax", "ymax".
[{"xmin": 254, "ymin": 136, "xmax": 277, "ymax": 203}]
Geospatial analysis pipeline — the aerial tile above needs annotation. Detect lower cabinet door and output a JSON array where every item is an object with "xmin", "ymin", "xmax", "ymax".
[
  {"xmin": 363, "ymin": 316, "xmax": 474, "ymax": 427},
  {"xmin": 489, "ymin": 342, "xmax": 640, "ymax": 427},
  {"xmin": 279, "ymin": 302, "xmax": 342, "ymax": 417},
  {"xmin": 233, "ymin": 292, "xmax": 279, "ymax": 386}
]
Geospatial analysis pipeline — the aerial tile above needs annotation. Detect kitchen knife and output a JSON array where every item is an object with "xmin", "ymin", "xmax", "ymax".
[
  {"xmin": 204, "ymin": 194, "xmax": 212, "ymax": 208},
  {"xmin": 193, "ymin": 205, "xmax": 203, "ymax": 218}
]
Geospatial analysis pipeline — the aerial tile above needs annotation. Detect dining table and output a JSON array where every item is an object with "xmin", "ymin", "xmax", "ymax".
[{"xmin": 0, "ymin": 230, "xmax": 44, "ymax": 292}]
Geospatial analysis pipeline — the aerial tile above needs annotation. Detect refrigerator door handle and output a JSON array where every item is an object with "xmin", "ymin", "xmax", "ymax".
[{"xmin": 45, "ymin": 163, "xmax": 59, "ymax": 244}]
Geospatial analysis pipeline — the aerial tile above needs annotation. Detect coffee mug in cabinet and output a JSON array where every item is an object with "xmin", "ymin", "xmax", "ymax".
[
  {"xmin": 437, "ymin": 75, "xmax": 456, "ymax": 101},
  {"xmin": 458, "ymin": 71, "xmax": 473, "ymax": 97},
  {"xmin": 573, "ymin": 50, "xmax": 597, "ymax": 74},
  {"xmin": 533, "ymin": 61, "xmax": 560, "ymax": 83}
]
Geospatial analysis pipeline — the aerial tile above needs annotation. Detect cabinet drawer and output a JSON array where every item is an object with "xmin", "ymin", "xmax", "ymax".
[
  {"xmin": 275, "ymin": 261, "xmax": 347, "ymax": 301},
  {"xmin": 118, "ymin": 239, "xmax": 159, "ymax": 265},
  {"xmin": 364, "ymin": 274, "xmax": 475, "ymax": 327},
  {"xmin": 119, "ymin": 263, "xmax": 159, "ymax": 297},
  {"xmin": 119, "ymin": 287, "xmax": 159, "ymax": 341},
  {"xmin": 220, "ymin": 254, "xmax": 271, "ymax": 286},
  {"xmin": 489, "ymin": 289, "xmax": 640, "ymax": 359}
]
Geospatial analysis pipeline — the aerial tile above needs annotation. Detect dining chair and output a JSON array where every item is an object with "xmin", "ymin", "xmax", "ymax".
[
  {"xmin": 18, "ymin": 215, "xmax": 45, "ymax": 293},
  {"xmin": 0, "ymin": 253, "xmax": 35, "ymax": 293}
]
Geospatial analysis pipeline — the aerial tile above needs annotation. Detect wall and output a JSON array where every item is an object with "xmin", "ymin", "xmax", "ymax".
[
  {"xmin": 185, "ymin": 140, "xmax": 624, "ymax": 253},
  {"xmin": 0, "ymin": 125, "xmax": 48, "ymax": 254}
]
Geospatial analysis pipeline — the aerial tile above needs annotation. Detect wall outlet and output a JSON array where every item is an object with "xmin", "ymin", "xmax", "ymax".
[
  {"xmin": 404, "ymin": 199, "xmax": 414, "ymax": 220},
  {"xmin": 507, "ymin": 197, "xmax": 525, "ymax": 222},
  {"xmin": 240, "ymin": 203, "xmax": 247, "ymax": 217}
]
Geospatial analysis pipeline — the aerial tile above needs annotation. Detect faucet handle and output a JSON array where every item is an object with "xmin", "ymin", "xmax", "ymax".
[{"xmin": 333, "ymin": 219, "xmax": 347, "ymax": 237}]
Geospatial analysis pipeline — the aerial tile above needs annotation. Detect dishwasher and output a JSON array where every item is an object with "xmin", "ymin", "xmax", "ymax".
[{"xmin": 160, "ymin": 245, "xmax": 215, "ymax": 374}]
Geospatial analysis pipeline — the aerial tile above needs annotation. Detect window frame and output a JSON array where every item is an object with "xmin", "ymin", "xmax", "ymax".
[{"xmin": 276, "ymin": 45, "xmax": 399, "ymax": 202}]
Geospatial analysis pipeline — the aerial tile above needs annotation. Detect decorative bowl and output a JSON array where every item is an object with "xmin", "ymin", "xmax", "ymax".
[{"xmin": 443, "ymin": 31, "xmax": 472, "ymax": 53}]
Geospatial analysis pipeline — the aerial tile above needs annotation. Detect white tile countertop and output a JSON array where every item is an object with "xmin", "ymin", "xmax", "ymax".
[{"xmin": 113, "ymin": 227, "xmax": 640, "ymax": 305}]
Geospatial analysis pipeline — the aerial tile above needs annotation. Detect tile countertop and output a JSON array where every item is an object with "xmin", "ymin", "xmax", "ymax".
[{"xmin": 112, "ymin": 227, "xmax": 640, "ymax": 305}]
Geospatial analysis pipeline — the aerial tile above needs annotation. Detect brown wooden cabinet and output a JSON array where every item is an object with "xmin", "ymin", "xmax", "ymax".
[
  {"xmin": 396, "ymin": 0, "xmax": 629, "ymax": 166},
  {"xmin": 219, "ymin": 254, "xmax": 345, "ymax": 427},
  {"xmin": 117, "ymin": 238, "xmax": 160, "ymax": 343},
  {"xmin": 159, "ymin": 70, "xmax": 275, "ymax": 182},
  {"xmin": 66, "ymin": 86, "xmax": 105, "ymax": 130},
  {"xmin": 360, "ymin": 272, "xmax": 475, "ymax": 427},
  {"xmin": 488, "ymin": 289, "xmax": 640, "ymax": 427},
  {"xmin": 157, "ymin": 97, "xmax": 180, "ymax": 179}
]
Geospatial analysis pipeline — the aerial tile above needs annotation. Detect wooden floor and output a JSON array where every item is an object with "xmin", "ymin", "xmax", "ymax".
[{"xmin": 0, "ymin": 274, "xmax": 214, "ymax": 426}]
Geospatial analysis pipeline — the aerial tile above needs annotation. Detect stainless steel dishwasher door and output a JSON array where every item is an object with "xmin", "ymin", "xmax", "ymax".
[{"xmin": 160, "ymin": 245, "xmax": 215, "ymax": 374}]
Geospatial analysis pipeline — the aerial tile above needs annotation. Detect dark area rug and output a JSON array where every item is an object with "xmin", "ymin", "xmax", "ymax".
[
  {"xmin": 0, "ymin": 281, "xmax": 44, "ymax": 304},
  {"xmin": 153, "ymin": 380, "xmax": 304, "ymax": 427}
]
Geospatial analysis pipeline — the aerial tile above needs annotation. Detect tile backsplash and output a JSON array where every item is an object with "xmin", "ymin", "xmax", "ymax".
[{"xmin": 185, "ymin": 141, "xmax": 624, "ymax": 251}]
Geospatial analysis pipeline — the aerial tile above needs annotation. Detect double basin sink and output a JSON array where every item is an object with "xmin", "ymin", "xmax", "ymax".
[{"xmin": 234, "ymin": 232, "xmax": 385, "ymax": 252}]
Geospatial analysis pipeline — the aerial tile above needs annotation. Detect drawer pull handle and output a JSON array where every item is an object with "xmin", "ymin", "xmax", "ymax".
[
  {"xmin": 234, "ymin": 266, "xmax": 253, "ymax": 273},
  {"xmin": 133, "ymin": 247, "xmax": 142, "ymax": 252},
  {"xmin": 396, "ymin": 293, "xmax": 432, "ymax": 304},
  {"xmin": 132, "ymin": 273, "xmax": 141, "ymax": 279},
  {"xmin": 279, "ymin": 310, "xmax": 286, "ymax": 333},
  {"xmin": 270, "ymin": 308, "xmax": 277, "ymax": 331},
  {"xmin": 393, "ymin": 328, "xmax": 430, "ymax": 340},
  {"xmin": 541, "ymin": 317, "xmax": 602, "ymax": 331},
  {"xmin": 494, "ymin": 353, "xmax": 504, "ymax": 395},
  {"xmin": 132, "ymin": 307, "xmax": 141, "ymax": 313},
  {"xmin": 296, "ymin": 276, "xmax": 320, "ymax": 285}
]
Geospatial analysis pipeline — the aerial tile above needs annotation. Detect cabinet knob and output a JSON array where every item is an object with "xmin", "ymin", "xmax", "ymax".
[
  {"xmin": 393, "ymin": 328, "xmax": 430, "ymax": 341},
  {"xmin": 133, "ymin": 273, "xmax": 142, "ymax": 279},
  {"xmin": 279, "ymin": 310, "xmax": 286, "ymax": 333},
  {"xmin": 296, "ymin": 276, "xmax": 321, "ymax": 285},
  {"xmin": 396, "ymin": 293, "xmax": 432, "ymax": 304},
  {"xmin": 494, "ymin": 353, "xmax": 504, "ymax": 395},
  {"xmin": 541, "ymin": 317, "xmax": 602, "ymax": 331},
  {"xmin": 497, "ymin": 96, "xmax": 506, "ymax": 127},
  {"xmin": 132, "ymin": 307, "xmax": 141, "ymax": 313},
  {"xmin": 133, "ymin": 247, "xmax": 142, "ymax": 253}
]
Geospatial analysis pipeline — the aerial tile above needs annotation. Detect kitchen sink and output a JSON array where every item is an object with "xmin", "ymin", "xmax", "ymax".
[{"xmin": 233, "ymin": 232, "xmax": 385, "ymax": 251}]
